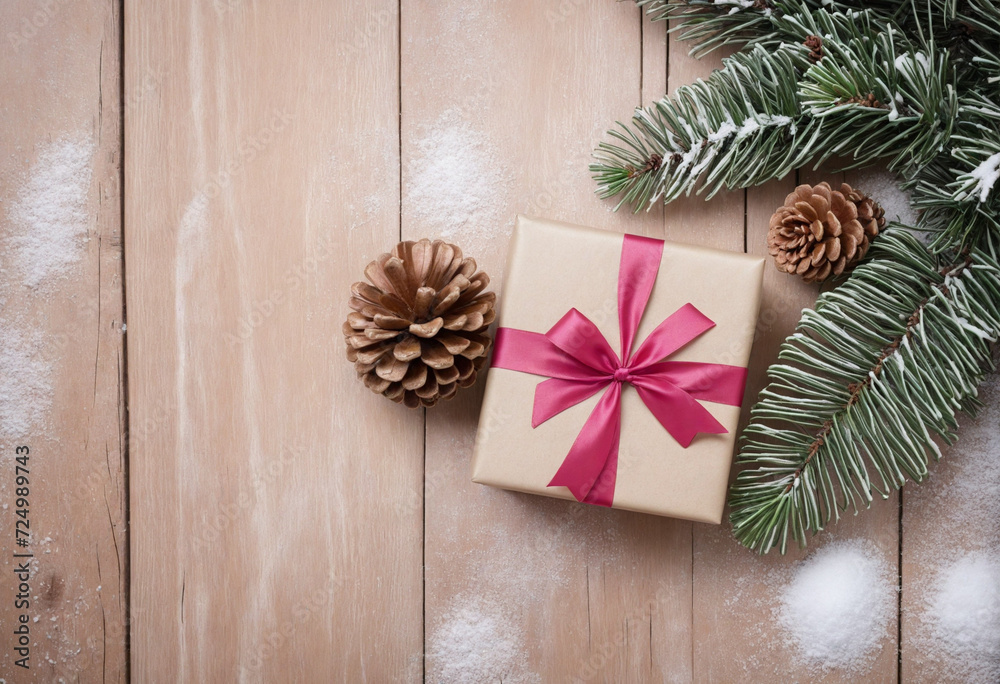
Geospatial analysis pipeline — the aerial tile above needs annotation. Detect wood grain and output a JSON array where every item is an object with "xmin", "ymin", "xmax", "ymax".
[
  {"xmin": 899, "ymin": 371, "xmax": 1000, "ymax": 683},
  {"xmin": 406, "ymin": 2, "xmax": 692, "ymax": 681},
  {"xmin": 21, "ymin": 2, "xmax": 990, "ymax": 680},
  {"xmin": 0, "ymin": 0, "xmax": 126, "ymax": 680},
  {"xmin": 125, "ymin": 3, "xmax": 422, "ymax": 680}
]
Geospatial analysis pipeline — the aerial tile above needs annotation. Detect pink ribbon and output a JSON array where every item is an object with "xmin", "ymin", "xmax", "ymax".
[{"xmin": 491, "ymin": 234, "xmax": 747, "ymax": 507}]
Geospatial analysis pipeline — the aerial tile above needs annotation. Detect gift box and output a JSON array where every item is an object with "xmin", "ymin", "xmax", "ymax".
[{"xmin": 471, "ymin": 215, "xmax": 764, "ymax": 523}]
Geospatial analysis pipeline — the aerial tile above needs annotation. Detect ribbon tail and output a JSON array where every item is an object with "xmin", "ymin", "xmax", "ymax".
[
  {"xmin": 618, "ymin": 234, "xmax": 665, "ymax": 361},
  {"xmin": 632, "ymin": 377, "xmax": 727, "ymax": 447},
  {"xmin": 548, "ymin": 383, "xmax": 622, "ymax": 503},
  {"xmin": 581, "ymin": 418, "xmax": 619, "ymax": 508}
]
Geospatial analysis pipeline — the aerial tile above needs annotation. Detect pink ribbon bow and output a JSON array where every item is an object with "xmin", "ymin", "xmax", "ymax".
[{"xmin": 490, "ymin": 233, "xmax": 747, "ymax": 507}]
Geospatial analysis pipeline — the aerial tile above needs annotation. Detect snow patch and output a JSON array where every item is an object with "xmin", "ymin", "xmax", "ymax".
[
  {"xmin": 5, "ymin": 137, "xmax": 95, "ymax": 289},
  {"xmin": 405, "ymin": 110, "xmax": 509, "ymax": 248},
  {"xmin": 777, "ymin": 540, "xmax": 896, "ymax": 672},
  {"xmin": 428, "ymin": 598, "xmax": 539, "ymax": 683},
  {"xmin": 969, "ymin": 152, "xmax": 1000, "ymax": 203},
  {"xmin": 925, "ymin": 552, "xmax": 1000, "ymax": 667},
  {"xmin": 0, "ymin": 323, "xmax": 52, "ymax": 439}
]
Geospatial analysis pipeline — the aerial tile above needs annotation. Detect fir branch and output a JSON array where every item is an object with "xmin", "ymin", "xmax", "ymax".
[
  {"xmin": 635, "ymin": 0, "xmax": 781, "ymax": 56},
  {"xmin": 907, "ymin": 94, "xmax": 1000, "ymax": 248},
  {"xmin": 730, "ymin": 228, "xmax": 1000, "ymax": 554},
  {"xmin": 635, "ymin": 1, "xmax": 994, "ymax": 57},
  {"xmin": 596, "ymin": 6, "xmax": 969, "ymax": 221},
  {"xmin": 798, "ymin": 24, "xmax": 958, "ymax": 173},
  {"xmin": 591, "ymin": 44, "xmax": 812, "ymax": 211}
]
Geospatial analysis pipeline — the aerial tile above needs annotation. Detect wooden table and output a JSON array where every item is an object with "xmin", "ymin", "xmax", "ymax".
[{"xmin": 1, "ymin": 1, "xmax": 992, "ymax": 681}]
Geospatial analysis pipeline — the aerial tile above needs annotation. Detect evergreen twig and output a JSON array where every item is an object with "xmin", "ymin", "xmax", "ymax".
[{"xmin": 730, "ymin": 228, "xmax": 1000, "ymax": 553}]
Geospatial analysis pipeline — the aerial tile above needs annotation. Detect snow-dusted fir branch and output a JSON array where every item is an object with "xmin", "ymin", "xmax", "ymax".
[
  {"xmin": 634, "ymin": 0, "xmax": 995, "ymax": 56},
  {"xmin": 594, "ymin": 0, "xmax": 1000, "ymax": 554},
  {"xmin": 730, "ymin": 228, "xmax": 1000, "ymax": 554},
  {"xmin": 592, "ymin": 6, "xmax": 962, "ymax": 213},
  {"xmin": 906, "ymin": 95, "xmax": 1000, "ymax": 247},
  {"xmin": 591, "ymin": 44, "xmax": 812, "ymax": 211},
  {"xmin": 797, "ymin": 26, "xmax": 957, "ymax": 172},
  {"xmin": 635, "ymin": 0, "xmax": 782, "ymax": 56}
]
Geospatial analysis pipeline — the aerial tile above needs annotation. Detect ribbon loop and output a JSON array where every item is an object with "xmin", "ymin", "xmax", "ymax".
[{"xmin": 490, "ymin": 233, "xmax": 747, "ymax": 506}]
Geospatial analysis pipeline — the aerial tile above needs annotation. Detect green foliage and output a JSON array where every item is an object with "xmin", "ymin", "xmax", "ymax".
[
  {"xmin": 730, "ymin": 228, "xmax": 1000, "ymax": 553},
  {"xmin": 591, "ymin": 44, "xmax": 811, "ymax": 208},
  {"xmin": 597, "ymin": 1, "xmax": 1000, "ymax": 248},
  {"xmin": 591, "ymin": 0, "xmax": 1000, "ymax": 552}
]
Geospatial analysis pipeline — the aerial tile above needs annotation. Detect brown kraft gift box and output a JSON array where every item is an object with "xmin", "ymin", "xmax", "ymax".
[{"xmin": 471, "ymin": 215, "xmax": 765, "ymax": 523}]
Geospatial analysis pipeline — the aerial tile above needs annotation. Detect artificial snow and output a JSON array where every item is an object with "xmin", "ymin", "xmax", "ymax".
[
  {"xmin": 734, "ymin": 114, "xmax": 793, "ymax": 141},
  {"xmin": 737, "ymin": 118, "xmax": 760, "ymax": 139},
  {"xmin": 969, "ymin": 152, "xmax": 1000, "ymax": 203},
  {"xmin": 0, "ymin": 324, "xmax": 52, "ymax": 439},
  {"xmin": 405, "ymin": 110, "xmax": 508, "ymax": 247},
  {"xmin": 925, "ymin": 552, "xmax": 1000, "ymax": 667},
  {"xmin": 5, "ymin": 137, "xmax": 94, "ymax": 289},
  {"xmin": 777, "ymin": 540, "xmax": 896, "ymax": 672},
  {"xmin": 849, "ymin": 167, "xmax": 919, "ymax": 226},
  {"xmin": 428, "ymin": 599, "xmax": 536, "ymax": 684},
  {"xmin": 906, "ymin": 373, "xmax": 1000, "ymax": 682},
  {"xmin": 707, "ymin": 117, "xmax": 738, "ymax": 143}
]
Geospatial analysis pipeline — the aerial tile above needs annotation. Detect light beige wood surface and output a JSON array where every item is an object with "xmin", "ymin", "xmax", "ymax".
[
  {"xmin": 125, "ymin": 2, "xmax": 422, "ymax": 681},
  {"xmin": 405, "ymin": 3, "xmax": 691, "ymax": 681},
  {"xmin": 6, "ymin": 1, "xmax": 987, "ymax": 681},
  {"xmin": 689, "ymin": 163, "xmax": 900, "ymax": 682},
  {"xmin": 0, "ymin": 1, "xmax": 126, "ymax": 681}
]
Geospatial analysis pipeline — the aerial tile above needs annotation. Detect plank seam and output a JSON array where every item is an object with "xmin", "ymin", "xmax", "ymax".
[
  {"xmin": 897, "ymin": 488, "xmax": 903, "ymax": 683},
  {"xmin": 117, "ymin": 0, "xmax": 131, "ymax": 680}
]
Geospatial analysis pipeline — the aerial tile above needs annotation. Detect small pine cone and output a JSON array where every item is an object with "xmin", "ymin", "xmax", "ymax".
[
  {"xmin": 804, "ymin": 35, "xmax": 823, "ymax": 63},
  {"xmin": 344, "ymin": 239, "xmax": 495, "ymax": 408},
  {"xmin": 767, "ymin": 182, "xmax": 886, "ymax": 283}
]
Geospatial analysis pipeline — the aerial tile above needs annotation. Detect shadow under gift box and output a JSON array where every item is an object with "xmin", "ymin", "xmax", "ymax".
[{"xmin": 471, "ymin": 215, "xmax": 765, "ymax": 524}]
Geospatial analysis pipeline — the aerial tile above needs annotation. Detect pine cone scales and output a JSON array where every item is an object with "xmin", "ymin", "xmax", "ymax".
[
  {"xmin": 768, "ymin": 182, "xmax": 885, "ymax": 283},
  {"xmin": 345, "ymin": 239, "xmax": 495, "ymax": 408}
]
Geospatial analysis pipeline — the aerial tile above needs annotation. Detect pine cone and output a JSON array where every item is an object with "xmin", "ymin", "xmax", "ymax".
[
  {"xmin": 344, "ymin": 239, "xmax": 495, "ymax": 408},
  {"xmin": 804, "ymin": 35, "xmax": 823, "ymax": 63},
  {"xmin": 767, "ymin": 182, "xmax": 885, "ymax": 283}
]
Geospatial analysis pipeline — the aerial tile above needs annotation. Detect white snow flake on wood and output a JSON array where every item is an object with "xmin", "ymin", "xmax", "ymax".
[
  {"xmin": 5, "ymin": 137, "xmax": 95, "ymax": 289},
  {"xmin": 405, "ymin": 110, "xmax": 510, "ymax": 248},
  {"xmin": 777, "ymin": 540, "xmax": 896, "ymax": 673}
]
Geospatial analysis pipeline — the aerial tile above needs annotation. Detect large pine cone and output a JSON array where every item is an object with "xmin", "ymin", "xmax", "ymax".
[
  {"xmin": 768, "ymin": 182, "xmax": 885, "ymax": 283},
  {"xmin": 344, "ymin": 239, "xmax": 495, "ymax": 408}
]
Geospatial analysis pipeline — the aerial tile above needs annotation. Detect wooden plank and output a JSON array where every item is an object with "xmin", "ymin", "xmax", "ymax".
[
  {"xmin": 900, "ymin": 371, "xmax": 1000, "ymax": 683},
  {"xmin": 691, "ymin": 159, "xmax": 900, "ymax": 679},
  {"xmin": 125, "ymin": 3, "xmax": 423, "ymax": 679},
  {"xmin": 0, "ymin": 1, "xmax": 126, "ymax": 680},
  {"xmin": 406, "ymin": 1, "xmax": 691, "ymax": 680}
]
